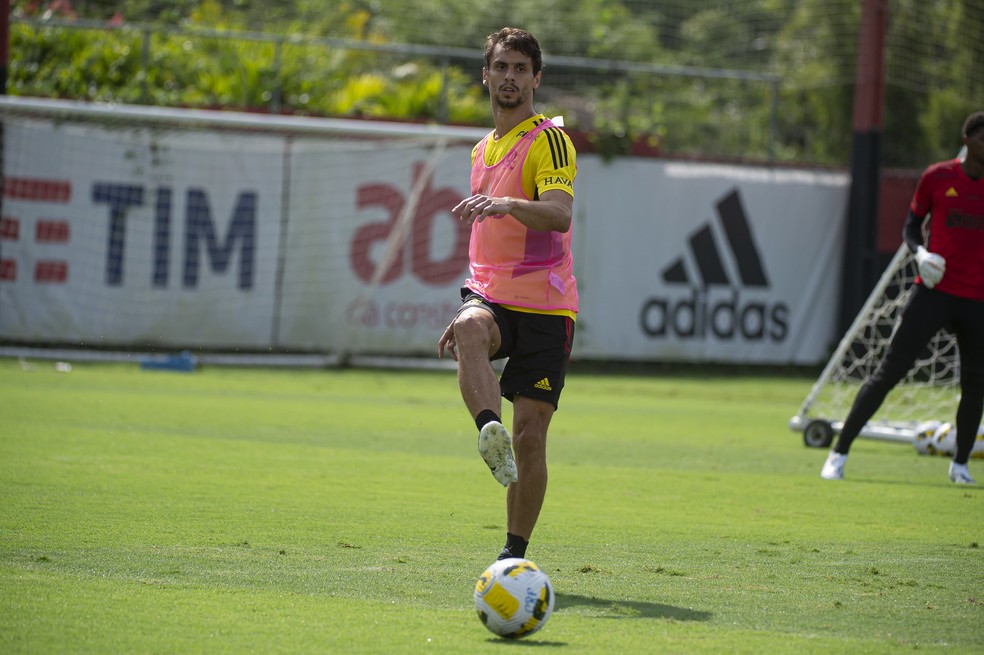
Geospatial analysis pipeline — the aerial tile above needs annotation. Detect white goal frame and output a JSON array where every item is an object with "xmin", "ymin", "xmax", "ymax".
[{"xmin": 787, "ymin": 245, "xmax": 935, "ymax": 446}]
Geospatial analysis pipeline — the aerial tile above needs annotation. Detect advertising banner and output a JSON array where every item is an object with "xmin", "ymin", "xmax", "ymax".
[
  {"xmin": 0, "ymin": 114, "xmax": 849, "ymax": 364},
  {"xmin": 275, "ymin": 141, "xmax": 474, "ymax": 355},
  {"xmin": 575, "ymin": 160, "xmax": 850, "ymax": 364},
  {"xmin": 1, "ymin": 119, "xmax": 284, "ymax": 347}
]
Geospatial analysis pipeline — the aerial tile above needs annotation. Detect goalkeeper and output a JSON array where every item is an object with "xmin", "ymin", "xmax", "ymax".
[
  {"xmin": 822, "ymin": 111, "xmax": 984, "ymax": 484},
  {"xmin": 438, "ymin": 27, "xmax": 578, "ymax": 561}
]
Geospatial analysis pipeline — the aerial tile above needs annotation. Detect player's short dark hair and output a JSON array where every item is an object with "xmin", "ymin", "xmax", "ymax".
[
  {"xmin": 963, "ymin": 112, "xmax": 984, "ymax": 138},
  {"xmin": 484, "ymin": 27, "xmax": 542, "ymax": 76}
]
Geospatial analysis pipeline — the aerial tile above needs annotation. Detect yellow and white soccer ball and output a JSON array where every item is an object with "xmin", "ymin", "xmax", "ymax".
[
  {"xmin": 931, "ymin": 422, "xmax": 958, "ymax": 456},
  {"xmin": 474, "ymin": 558, "xmax": 554, "ymax": 638},
  {"xmin": 928, "ymin": 423, "xmax": 984, "ymax": 459},
  {"xmin": 913, "ymin": 421, "xmax": 942, "ymax": 455}
]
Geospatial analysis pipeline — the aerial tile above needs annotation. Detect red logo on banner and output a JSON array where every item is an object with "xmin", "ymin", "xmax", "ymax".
[
  {"xmin": 35, "ymin": 261, "xmax": 68, "ymax": 283},
  {"xmin": 1, "ymin": 217, "xmax": 20, "ymax": 240},
  {"xmin": 349, "ymin": 163, "xmax": 469, "ymax": 286},
  {"xmin": 0, "ymin": 259, "xmax": 15, "ymax": 281},
  {"xmin": 36, "ymin": 220, "xmax": 70, "ymax": 243},
  {"xmin": 4, "ymin": 177, "xmax": 71, "ymax": 202},
  {"xmin": 1, "ymin": 177, "xmax": 72, "ymax": 284}
]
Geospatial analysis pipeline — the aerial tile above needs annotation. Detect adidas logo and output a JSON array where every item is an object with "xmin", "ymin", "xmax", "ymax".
[
  {"xmin": 533, "ymin": 377, "xmax": 552, "ymax": 391},
  {"xmin": 641, "ymin": 189, "xmax": 789, "ymax": 342},
  {"xmin": 945, "ymin": 187, "xmax": 958, "ymax": 197},
  {"xmin": 661, "ymin": 189, "xmax": 768, "ymax": 288}
]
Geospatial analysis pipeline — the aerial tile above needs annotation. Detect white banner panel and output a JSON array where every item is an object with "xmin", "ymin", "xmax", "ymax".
[
  {"xmin": 276, "ymin": 140, "xmax": 473, "ymax": 354},
  {"xmin": 574, "ymin": 159, "xmax": 849, "ymax": 364},
  {"xmin": 1, "ymin": 119, "xmax": 284, "ymax": 347}
]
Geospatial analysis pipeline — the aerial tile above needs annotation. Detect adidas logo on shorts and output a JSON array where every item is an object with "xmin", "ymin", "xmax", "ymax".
[{"xmin": 534, "ymin": 377, "xmax": 552, "ymax": 391}]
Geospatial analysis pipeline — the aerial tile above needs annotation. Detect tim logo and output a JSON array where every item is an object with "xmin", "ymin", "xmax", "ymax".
[
  {"xmin": 640, "ymin": 189, "xmax": 789, "ymax": 342},
  {"xmin": 1, "ymin": 178, "xmax": 73, "ymax": 284}
]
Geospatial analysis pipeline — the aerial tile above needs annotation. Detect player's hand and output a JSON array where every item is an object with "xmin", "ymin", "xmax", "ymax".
[
  {"xmin": 915, "ymin": 246, "xmax": 946, "ymax": 288},
  {"xmin": 452, "ymin": 194, "xmax": 511, "ymax": 225},
  {"xmin": 438, "ymin": 323, "xmax": 458, "ymax": 361}
]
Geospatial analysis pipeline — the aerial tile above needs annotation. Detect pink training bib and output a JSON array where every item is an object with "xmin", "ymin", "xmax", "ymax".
[{"xmin": 465, "ymin": 119, "xmax": 578, "ymax": 313}]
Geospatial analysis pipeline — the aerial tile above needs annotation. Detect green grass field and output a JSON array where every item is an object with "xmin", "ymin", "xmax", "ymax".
[{"xmin": 1, "ymin": 358, "xmax": 981, "ymax": 654}]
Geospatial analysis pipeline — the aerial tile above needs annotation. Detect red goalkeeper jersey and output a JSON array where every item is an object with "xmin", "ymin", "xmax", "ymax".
[{"xmin": 910, "ymin": 158, "xmax": 984, "ymax": 301}]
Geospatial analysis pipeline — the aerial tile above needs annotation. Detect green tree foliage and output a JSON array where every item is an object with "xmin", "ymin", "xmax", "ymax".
[
  {"xmin": 882, "ymin": 0, "xmax": 984, "ymax": 166},
  {"xmin": 769, "ymin": 0, "xmax": 859, "ymax": 164},
  {"xmin": 8, "ymin": 0, "xmax": 984, "ymax": 165},
  {"xmin": 9, "ymin": 0, "xmax": 489, "ymax": 123}
]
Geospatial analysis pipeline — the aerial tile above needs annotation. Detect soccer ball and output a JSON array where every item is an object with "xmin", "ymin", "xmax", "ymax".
[
  {"xmin": 474, "ymin": 558, "xmax": 554, "ymax": 638},
  {"xmin": 913, "ymin": 420, "xmax": 942, "ymax": 455},
  {"xmin": 931, "ymin": 422, "xmax": 957, "ymax": 456},
  {"xmin": 929, "ymin": 423, "xmax": 984, "ymax": 458}
]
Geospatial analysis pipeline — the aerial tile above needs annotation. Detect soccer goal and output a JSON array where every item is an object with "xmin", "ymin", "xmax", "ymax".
[{"xmin": 788, "ymin": 243, "xmax": 962, "ymax": 448}]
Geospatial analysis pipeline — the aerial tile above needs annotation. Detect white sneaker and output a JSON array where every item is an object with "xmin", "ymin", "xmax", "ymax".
[
  {"xmin": 949, "ymin": 461, "xmax": 976, "ymax": 485},
  {"xmin": 478, "ymin": 421, "xmax": 518, "ymax": 487},
  {"xmin": 821, "ymin": 451, "xmax": 847, "ymax": 480}
]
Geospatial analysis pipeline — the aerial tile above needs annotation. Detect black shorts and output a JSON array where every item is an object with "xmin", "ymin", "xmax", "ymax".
[{"xmin": 457, "ymin": 290, "xmax": 575, "ymax": 409}]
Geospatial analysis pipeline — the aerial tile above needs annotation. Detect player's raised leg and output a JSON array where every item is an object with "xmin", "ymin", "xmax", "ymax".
[{"xmin": 439, "ymin": 304, "xmax": 516, "ymax": 486}]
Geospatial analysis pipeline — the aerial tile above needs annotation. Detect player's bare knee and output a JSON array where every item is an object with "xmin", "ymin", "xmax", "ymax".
[
  {"xmin": 452, "ymin": 313, "xmax": 491, "ymax": 349},
  {"xmin": 512, "ymin": 428, "xmax": 546, "ymax": 461}
]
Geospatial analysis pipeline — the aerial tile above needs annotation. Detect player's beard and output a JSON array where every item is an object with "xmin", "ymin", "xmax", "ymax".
[{"xmin": 494, "ymin": 87, "xmax": 528, "ymax": 110}]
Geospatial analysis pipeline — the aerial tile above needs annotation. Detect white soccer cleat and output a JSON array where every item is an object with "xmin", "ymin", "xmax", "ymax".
[
  {"xmin": 478, "ymin": 421, "xmax": 518, "ymax": 487},
  {"xmin": 949, "ymin": 461, "xmax": 976, "ymax": 485},
  {"xmin": 821, "ymin": 451, "xmax": 847, "ymax": 480}
]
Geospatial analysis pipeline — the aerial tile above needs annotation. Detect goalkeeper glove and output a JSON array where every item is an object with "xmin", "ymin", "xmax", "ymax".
[{"xmin": 915, "ymin": 246, "xmax": 946, "ymax": 289}]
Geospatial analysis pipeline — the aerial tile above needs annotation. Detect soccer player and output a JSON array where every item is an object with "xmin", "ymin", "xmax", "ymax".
[
  {"xmin": 821, "ymin": 111, "xmax": 984, "ymax": 484},
  {"xmin": 438, "ymin": 27, "xmax": 578, "ymax": 560}
]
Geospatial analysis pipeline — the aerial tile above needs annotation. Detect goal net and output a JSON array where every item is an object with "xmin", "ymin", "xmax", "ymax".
[
  {"xmin": 789, "ymin": 243, "xmax": 962, "ymax": 448},
  {"xmin": 0, "ymin": 96, "xmax": 487, "ymax": 366}
]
